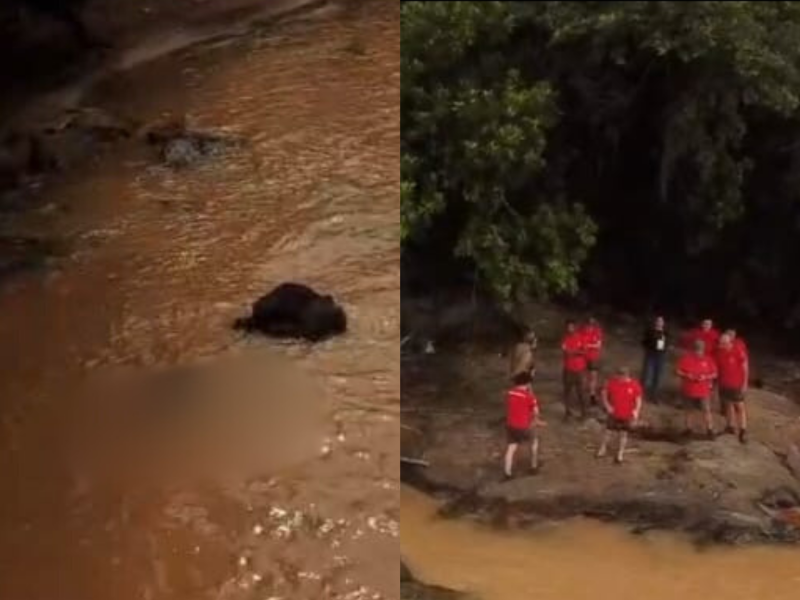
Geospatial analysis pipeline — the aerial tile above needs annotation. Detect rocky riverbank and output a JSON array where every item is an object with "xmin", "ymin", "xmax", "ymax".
[
  {"xmin": 0, "ymin": 0, "xmax": 344, "ymax": 288},
  {"xmin": 401, "ymin": 300, "xmax": 800, "ymax": 547},
  {"xmin": 401, "ymin": 562, "xmax": 475, "ymax": 600}
]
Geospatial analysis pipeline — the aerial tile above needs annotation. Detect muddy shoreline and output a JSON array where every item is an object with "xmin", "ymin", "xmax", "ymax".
[
  {"xmin": 0, "ymin": 0, "xmax": 336, "ymax": 112},
  {"xmin": 401, "ymin": 300, "xmax": 800, "ymax": 549},
  {"xmin": 401, "ymin": 561, "xmax": 474, "ymax": 600}
]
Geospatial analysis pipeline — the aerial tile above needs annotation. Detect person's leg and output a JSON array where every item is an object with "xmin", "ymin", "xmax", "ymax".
[
  {"xmin": 576, "ymin": 372, "xmax": 587, "ymax": 419},
  {"xmin": 736, "ymin": 400, "xmax": 748, "ymax": 443},
  {"xmin": 724, "ymin": 393, "xmax": 735, "ymax": 433},
  {"xmin": 588, "ymin": 366, "xmax": 599, "ymax": 403},
  {"xmin": 530, "ymin": 431, "xmax": 539, "ymax": 470},
  {"xmin": 596, "ymin": 427, "xmax": 611, "ymax": 458},
  {"xmin": 653, "ymin": 352, "xmax": 664, "ymax": 396},
  {"xmin": 652, "ymin": 354, "xmax": 665, "ymax": 401},
  {"xmin": 683, "ymin": 399, "xmax": 697, "ymax": 435},
  {"xmin": 703, "ymin": 399, "xmax": 714, "ymax": 438},
  {"xmin": 504, "ymin": 443, "xmax": 518, "ymax": 477},
  {"xmin": 563, "ymin": 371, "xmax": 573, "ymax": 420},
  {"xmin": 616, "ymin": 430, "xmax": 629, "ymax": 463}
]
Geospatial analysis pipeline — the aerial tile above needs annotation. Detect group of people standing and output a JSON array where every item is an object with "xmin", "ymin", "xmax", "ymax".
[{"xmin": 503, "ymin": 315, "xmax": 751, "ymax": 479}]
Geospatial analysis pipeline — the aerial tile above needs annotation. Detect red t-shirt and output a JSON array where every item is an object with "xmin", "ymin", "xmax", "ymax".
[
  {"xmin": 581, "ymin": 325, "xmax": 604, "ymax": 362},
  {"xmin": 734, "ymin": 338, "xmax": 749, "ymax": 360},
  {"xmin": 716, "ymin": 345, "xmax": 748, "ymax": 389},
  {"xmin": 506, "ymin": 385, "xmax": 538, "ymax": 429},
  {"xmin": 685, "ymin": 327, "xmax": 720, "ymax": 357},
  {"xmin": 605, "ymin": 376, "xmax": 642, "ymax": 420},
  {"xmin": 562, "ymin": 332, "xmax": 587, "ymax": 372},
  {"xmin": 677, "ymin": 353, "xmax": 717, "ymax": 399}
]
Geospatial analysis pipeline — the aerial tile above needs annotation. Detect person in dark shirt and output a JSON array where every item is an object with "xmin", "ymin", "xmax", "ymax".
[{"xmin": 641, "ymin": 315, "xmax": 668, "ymax": 404}]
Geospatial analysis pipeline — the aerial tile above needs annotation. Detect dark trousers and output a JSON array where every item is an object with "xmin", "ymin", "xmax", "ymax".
[
  {"xmin": 641, "ymin": 352, "xmax": 665, "ymax": 402},
  {"xmin": 563, "ymin": 370, "xmax": 586, "ymax": 417}
]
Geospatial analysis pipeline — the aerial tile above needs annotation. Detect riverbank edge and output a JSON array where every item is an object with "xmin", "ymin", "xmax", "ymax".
[
  {"xmin": 401, "ymin": 561, "xmax": 477, "ymax": 600},
  {"xmin": 403, "ymin": 469, "xmax": 800, "ymax": 548}
]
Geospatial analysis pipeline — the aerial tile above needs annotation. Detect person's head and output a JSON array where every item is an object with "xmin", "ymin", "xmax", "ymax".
[
  {"xmin": 587, "ymin": 316, "xmax": 598, "ymax": 327},
  {"xmin": 654, "ymin": 315, "xmax": 665, "ymax": 330},
  {"xmin": 719, "ymin": 332, "xmax": 733, "ymax": 349},
  {"xmin": 523, "ymin": 329, "xmax": 537, "ymax": 346},
  {"xmin": 725, "ymin": 328, "xmax": 737, "ymax": 340},
  {"xmin": 566, "ymin": 319, "xmax": 576, "ymax": 333},
  {"xmin": 616, "ymin": 366, "xmax": 631, "ymax": 380},
  {"xmin": 701, "ymin": 318, "xmax": 713, "ymax": 331},
  {"xmin": 693, "ymin": 339, "xmax": 705, "ymax": 355}
]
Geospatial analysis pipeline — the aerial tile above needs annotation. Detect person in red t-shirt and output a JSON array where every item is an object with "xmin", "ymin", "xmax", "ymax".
[
  {"xmin": 504, "ymin": 371, "xmax": 546, "ymax": 479},
  {"xmin": 684, "ymin": 318, "xmax": 721, "ymax": 358},
  {"xmin": 716, "ymin": 331, "xmax": 749, "ymax": 443},
  {"xmin": 596, "ymin": 367, "xmax": 642, "ymax": 464},
  {"xmin": 676, "ymin": 339, "xmax": 718, "ymax": 439},
  {"xmin": 580, "ymin": 317, "xmax": 604, "ymax": 404},
  {"xmin": 561, "ymin": 320, "xmax": 588, "ymax": 420}
]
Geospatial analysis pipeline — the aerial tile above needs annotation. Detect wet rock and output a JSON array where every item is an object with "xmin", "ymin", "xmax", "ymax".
[
  {"xmin": 0, "ymin": 107, "xmax": 135, "ymax": 196},
  {"xmin": 759, "ymin": 486, "xmax": 800, "ymax": 510},
  {"xmin": 401, "ymin": 561, "xmax": 477, "ymax": 600},
  {"xmin": 233, "ymin": 282, "xmax": 347, "ymax": 342},
  {"xmin": 143, "ymin": 119, "xmax": 243, "ymax": 168},
  {"xmin": 0, "ymin": 235, "xmax": 59, "ymax": 281}
]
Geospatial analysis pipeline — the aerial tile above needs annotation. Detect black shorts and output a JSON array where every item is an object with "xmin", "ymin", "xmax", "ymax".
[
  {"xmin": 587, "ymin": 359, "xmax": 601, "ymax": 372},
  {"xmin": 606, "ymin": 416, "xmax": 633, "ymax": 431},
  {"xmin": 719, "ymin": 387, "xmax": 745, "ymax": 404},
  {"xmin": 507, "ymin": 426, "xmax": 533, "ymax": 444},
  {"xmin": 681, "ymin": 395, "xmax": 709, "ymax": 411}
]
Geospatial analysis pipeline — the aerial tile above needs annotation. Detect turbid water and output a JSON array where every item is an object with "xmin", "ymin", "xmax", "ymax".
[
  {"xmin": 0, "ymin": 2, "xmax": 398, "ymax": 599},
  {"xmin": 401, "ymin": 486, "xmax": 800, "ymax": 600}
]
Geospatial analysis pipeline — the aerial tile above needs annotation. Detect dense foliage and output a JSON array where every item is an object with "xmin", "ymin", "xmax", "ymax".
[{"xmin": 402, "ymin": 1, "xmax": 800, "ymax": 329}]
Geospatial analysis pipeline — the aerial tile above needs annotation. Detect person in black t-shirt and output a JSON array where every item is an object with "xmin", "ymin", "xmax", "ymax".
[{"xmin": 641, "ymin": 315, "xmax": 668, "ymax": 403}]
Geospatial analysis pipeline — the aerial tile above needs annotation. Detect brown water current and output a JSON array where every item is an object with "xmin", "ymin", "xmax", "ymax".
[
  {"xmin": 0, "ymin": 2, "xmax": 398, "ymax": 599},
  {"xmin": 402, "ymin": 486, "xmax": 800, "ymax": 600}
]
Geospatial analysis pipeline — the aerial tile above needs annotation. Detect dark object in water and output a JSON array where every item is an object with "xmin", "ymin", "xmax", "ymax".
[
  {"xmin": 234, "ymin": 282, "xmax": 347, "ymax": 342},
  {"xmin": 144, "ymin": 120, "xmax": 242, "ymax": 168}
]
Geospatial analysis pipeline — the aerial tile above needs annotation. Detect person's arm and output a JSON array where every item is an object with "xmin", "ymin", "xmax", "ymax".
[
  {"xmin": 633, "ymin": 394, "xmax": 642, "ymax": 423},
  {"xmin": 742, "ymin": 356, "xmax": 749, "ymax": 391},
  {"xmin": 601, "ymin": 386, "xmax": 612, "ymax": 414},
  {"xmin": 531, "ymin": 395, "xmax": 546, "ymax": 426}
]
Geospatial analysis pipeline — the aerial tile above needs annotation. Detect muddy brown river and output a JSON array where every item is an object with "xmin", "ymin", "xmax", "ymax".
[
  {"xmin": 0, "ymin": 2, "xmax": 398, "ymax": 599},
  {"xmin": 402, "ymin": 486, "xmax": 800, "ymax": 600}
]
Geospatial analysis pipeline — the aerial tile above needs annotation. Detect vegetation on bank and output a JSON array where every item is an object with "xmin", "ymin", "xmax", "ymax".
[{"xmin": 401, "ymin": 1, "xmax": 800, "ymax": 329}]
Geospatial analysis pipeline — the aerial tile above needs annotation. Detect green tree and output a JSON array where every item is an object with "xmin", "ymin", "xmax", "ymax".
[
  {"xmin": 402, "ymin": 1, "xmax": 597, "ymax": 301},
  {"xmin": 402, "ymin": 1, "xmax": 800, "ymax": 334}
]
